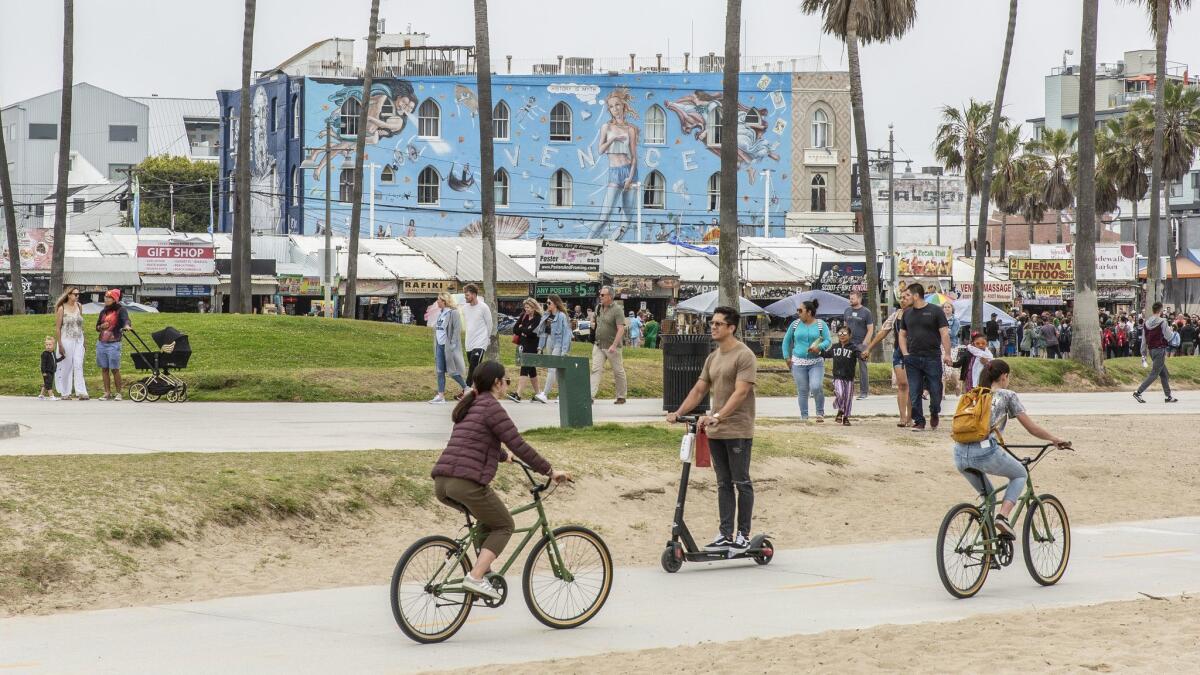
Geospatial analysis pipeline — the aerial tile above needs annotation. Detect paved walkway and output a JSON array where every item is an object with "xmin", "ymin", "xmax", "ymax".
[
  {"xmin": 1, "ymin": 516, "xmax": 1196, "ymax": 673},
  {"xmin": 0, "ymin": 391, "xmax": 1195, "ymax": 455}
]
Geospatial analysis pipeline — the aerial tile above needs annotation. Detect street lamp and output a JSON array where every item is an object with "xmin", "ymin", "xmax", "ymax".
[{"xmin": 454, "ymin": 245, "xmax": 463, "ymax": 279}]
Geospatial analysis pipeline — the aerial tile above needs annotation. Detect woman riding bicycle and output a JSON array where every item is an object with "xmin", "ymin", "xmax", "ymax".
[
  {"xmin": 954, "ymin": 359, "xmax": 1069, "ymax": 539},
  {"xmin": 431, "ymin": 360, "xmax": 570, "ymax": 601}
]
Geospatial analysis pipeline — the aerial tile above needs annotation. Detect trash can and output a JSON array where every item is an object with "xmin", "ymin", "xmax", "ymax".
[
  {"xmin": 517, "ymin": 352, "xmax": 593, "ymax": 428},
  {"xmin": 661, "ymin": 333, "xmax": 714, "ymax": 415}
]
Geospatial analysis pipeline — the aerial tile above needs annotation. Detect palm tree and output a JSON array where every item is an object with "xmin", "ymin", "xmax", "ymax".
[
  {"xmin": 716, "ymin": 0, "xmax": 743, "ymax": 308},
  {"xmin": 474, "ymin": 0, "xmax": 499, "ymax": 358},
  {"xmin": 801, "ymin": 0, "xmax": 917, "ymax": 327},
  {"xmin": 1073, "ymin": 0, "xmax": 1104, "ymax": 373},
  {"xmin": 1099, "ymin": 115, "xmax": 1149, "ymax": 251},
  {"xmin": 1, "ymin": 96, "xmax": 25, "ymax": 314},
  {"xmin": 970, "ymin": 0, "xmax": 1019, "ymax": 329},
  {"xmin": 342, "ymin": 0, "xmax": 381, "ymax": 319},
  {"xmin": 49, "ymin": 0, "xmax": 74, "ymax": 298},
  {"xmin": 988, "ymin": 124, "xmax": 1023, "ymax": 261},
  {"xmin": 232, "ymin": 0, "xmax": 255, "ymax": 313},
  {"xmin": 1014, "ymin": 152, "xmax": 1049, "ymax": 247},
  {"xmin": 1028, "ymin": 127, "xmax": 1076, "ymax": 245},
  {"xmin": 933, "ymin": 100, "xmax": 994, "ymax": 256}
]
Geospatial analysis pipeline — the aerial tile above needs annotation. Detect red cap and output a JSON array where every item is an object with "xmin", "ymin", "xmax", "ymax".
[{"xmin": 106, "ymin": 289, "xmax": 122, "ymax": 302}]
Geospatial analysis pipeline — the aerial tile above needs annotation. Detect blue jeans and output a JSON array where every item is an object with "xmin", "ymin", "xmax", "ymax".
[
  {"xmin": 96, "ymin": 340, "xmax": 122, "ymax": 370},
  {"xmin": 434, "ymin": 343, "xmax": 466, "ymax": 393},
  {"xmin": 791, "ymin": 360, "xmax": 825, "ymax": 418},
  {"xmin": 953, "ymin": 438, "xmax": 1028, "ymax": 504},
  {"xmin": 903, "ymin": 354, "xmax": 943, "ymax": 426}
]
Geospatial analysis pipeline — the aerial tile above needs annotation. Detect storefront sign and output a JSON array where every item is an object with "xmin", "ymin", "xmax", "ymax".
[
  {"xmin": 402, "ymin": 279, "xmax": 457, "ymax": 295},
  {"xmin": 0, "ymin": 274, "xmax": 50, "ymax": 299},
  {"xmin": 342, "ymin": 279, "xmax": 397, "ymax": 296},
  {"xmin": 1029, "ymin": 244, "xmax": 1134, "ymax": 281},
  {"xmin": 1096, "ymin": 285, "xmax": 1137, "ymax": 302},
  {"xmin": 1016, "ymin": 284, "xmax": 1067, "ymax": 306},
  {"xmin": 748, "ymin": 284, "xmax": 805, "ymax": 300},
  {"xmin": 814, "ymin": 262, "xmax": 883, "ymax": 298},
  {"xmin": 895, "ymin": 277, "xmax": 947, "ymax": 299},
  {"xmin": 278, "ymin": 275, "xmax": 323, "ymax": 296},
  {"xmin": 677, "ymin": 282, "xmax": 718, "ymax": 300},
  {"xmin": 495, "ymin": 283, "xmax": 531, "ymax": 297},
  {"xmin": 896, "ymin": 246, "xmax": 953, "ymax": 278},
  {"xmin": 140, "ymin": 283, "xmax": 177, "ymax": 297},
  {"xmin": 136, "ymin": 244, "xmax": 216, "ymax": 275},
  {"xmin": 533, "ymin": 282, "xmax": 599, "ymax": 297},
  {"xmin": 952, "ymin": 280, "xmax": 1014, "ymax": 303},
  {"xmin": 536, "ymin": 239, "xmax": 603, "ymax": 273},
  {"xmin": 1009, "ymin": 259, "xmax": 1073, "ymax": 283},
  {"xmin": 611, "ymin": 276, "xmax": 674, "ymax": 298},
  {"xmin": 0, "ymin": 228, "xmax": 54, "ymax": 271},
  {"xmin": 177, "ymin": 285, "xmax": 212, "ymax": 298}
]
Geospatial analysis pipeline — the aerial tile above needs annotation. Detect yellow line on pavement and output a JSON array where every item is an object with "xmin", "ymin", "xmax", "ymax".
[
  {"xmin": 1103, "ymin": 548, "xmax": 1191, "ymax": 560},
  {"xmin": 780, "ymin": 577, "xmax": 872, "ymax": 591},
  {"xmin": 0, "ymin": 664, "xmax": 41, "ymax": 670}
]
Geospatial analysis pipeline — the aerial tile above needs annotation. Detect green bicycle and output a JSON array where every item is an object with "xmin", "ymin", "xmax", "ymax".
[
  {"xmin": 936, "ymin": 442, "xmax": 1072, "ymax": 599},
  {"xmin": 390, "ymin": 461, "xmax": 614, "ymax": 643}
]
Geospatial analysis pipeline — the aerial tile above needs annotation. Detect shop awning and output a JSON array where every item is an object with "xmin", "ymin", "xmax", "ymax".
[
  {"xmin": 64, "ymin": 257, "xmax": 140, "ymax": 287},
  {"xmin": 139, "ymin": 275, "xmax": 219, "ymax": 286}
]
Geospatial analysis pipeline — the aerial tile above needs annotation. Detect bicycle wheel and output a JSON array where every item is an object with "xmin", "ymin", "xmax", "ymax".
[
  {"xmin": 522, "ymin": 525, "xmax": 613, "ymax": 629},
  {"xmin": 391, "ymin": 535, "xmax": 472, "ymax": 644},
  {"xmin": 936, "ymin": 503, "xmax": 992, "ymax": 599},
  {"xmin": 1023, "ymin": 494, "xmax": 1070, "ymax": 586}
]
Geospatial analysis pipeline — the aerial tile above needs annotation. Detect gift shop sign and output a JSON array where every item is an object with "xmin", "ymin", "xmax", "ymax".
[{"xmin": 137, "ymin": 245, "xmax": 216, "ymax": 275}]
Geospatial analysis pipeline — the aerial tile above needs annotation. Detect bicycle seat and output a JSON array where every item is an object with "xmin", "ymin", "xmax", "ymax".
[{"xmin": 962, "ymin": 468, "xmax": 990, "ymax": 497}]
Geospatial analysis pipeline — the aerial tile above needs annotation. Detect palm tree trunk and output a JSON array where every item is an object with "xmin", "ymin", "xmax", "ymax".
[
  {"xmin": 1056, "ymin": 209, "xmax": 1063, "ymax": 244},
  {"xmin": 1168, "ymin": 211, "xmax": 1179, "ymax": 306},
  {"xmin": 963, "ymin": 190, "xmax": 973, "ymax": 255},
  {"xmin": 233, "ymin": 0, "xmax": 255, "ymax": 313},
  {"xmin": 717, "ymin": 0, "xmax": 742, "ymax": 309},
  {"xmin": 1072, "ymin": 0, "xmax": 1104, "ymax": 373},
  {"xmin": 1028, "ymin": 211, "xmax": 1035, "ymax": 250},
  {"xmin": 474, "ymin": 0, "xmax": 499, "ymax": 359},
  {"xmin": 846, "ymin": 8, "xmax": 880, "ymax": 333},
  {"xmin": 973, "ymin": 0, "xmax": 1018, "ymax": 330},
  {"xmin": 0, "ymin": 98, "xmax": 25, "ymax": 314},
  {"xmin": 1132, "ymin": 199, "xmax": 1140, "ymax": 315},
  {"xmin": 999, "ymin": 212, "xmax": 1007, "ymax": 261},
  {"xmin": 342, "ymin": 0, "xmax": 380, "ymax": 319},
  {"xmin": 49, "ymin": 0, "xmax": 73, "ymax": 299},
  {"xmin": 1147, "ymin": 0, "xmax": 1167, "ymax": 305}
]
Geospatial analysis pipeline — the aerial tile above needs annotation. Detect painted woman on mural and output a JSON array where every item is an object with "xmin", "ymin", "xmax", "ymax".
[
  {"xmin": 666, "ymin": 91, "xmax": 778, "ymax": 184},
  {"xmin": 302, "ymin": 78, "xmax": 418, "ymax": 180},
  {"xmin": 588, "ymin": 88, "xmax": 640, "ymax": 239}
]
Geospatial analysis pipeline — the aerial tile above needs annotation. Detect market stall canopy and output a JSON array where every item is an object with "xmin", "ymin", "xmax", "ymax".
[
  {"xmin": 954, "ymin": 300, "xmax": 1017, "ymax": 327},
  {"xmin": 764, "ymin": 290, "xmax": 850, "ymax": 319},
  {"xmin": 675, "ymin": 290, "xmax": 766, "ymax": 316}
]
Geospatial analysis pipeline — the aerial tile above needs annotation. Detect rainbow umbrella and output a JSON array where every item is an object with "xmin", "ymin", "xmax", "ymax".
[{"xmin": 924, "ymin": 292, "xmax": 953, "ymax": 306}]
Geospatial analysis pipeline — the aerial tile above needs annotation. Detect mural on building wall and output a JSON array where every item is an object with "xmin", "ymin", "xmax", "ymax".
[
  {"xmin": 297, "ymin": 73, "xmax": 793, "ymax": 241},
  {"xmin": 251, "ymin": 88, "xmax": 280, "ymax": 233}
]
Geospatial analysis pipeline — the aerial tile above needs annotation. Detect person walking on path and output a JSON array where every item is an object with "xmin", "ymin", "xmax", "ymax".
[
  {"xmin": 429, "ymin": 292, "xmax": 468, "ymax": 404},
  {"xmin": 511, "ymin": 298, "xmax": 544, "ymax": 403},
  {"xmin": 53, "ymin": 287, "xmax": 89, "ymax": 400},
  {"xmin": 984, "ymin": 313, "xmax": 1001, "ymax": 356},
  {"xmin": 533, "ymin": 295, "xmax": 572, "ymax": 404},
  {"xmin": 824, "ymin": 327, "xmax": 863, "ymax": 425},
  {"xmin": 898, "ymin": 283, "xmax": 952, "ymax": 431},
  {"xmin": 667, "ymin": 305, "xmax": 758, "ymax": 551},
  {"xmin": 95, "ymin": 289, "xmax": 131, "ymax": 401},
  {"xmin": 842, "ymin": 291, "xmax": 874, "ymax": 401},
  {"xmin": 462, "ymin": 284, "xmax": 493, "ymax": 383},
  {"xmin": 862, "ymin": 294, "xmax": 914, "ymax": 427},
  {"xmin": 590, "ymin": 286, "xmax": 628, "ymax": 404},
  {"xmin": 1133, "ymin": 302, "xmax": 1179, "ymax": 404},
  {"xmin": 782, "ymin": 299, "xmax": 832, "ymax": 423}
]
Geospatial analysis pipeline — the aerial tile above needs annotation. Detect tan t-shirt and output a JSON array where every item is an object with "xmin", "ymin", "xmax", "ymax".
[
  {"xmin": 594, "ymin": 302, "xmax": 624, "ymax": 349},
  {"xmin": 699, "ymin": 340, "xmax": 757, "ymax": 439}
]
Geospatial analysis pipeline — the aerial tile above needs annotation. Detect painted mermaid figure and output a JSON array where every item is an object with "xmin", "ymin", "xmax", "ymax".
[{"xmin": 588, "ymin": 88, "xmax": 640, "ymax": 239}]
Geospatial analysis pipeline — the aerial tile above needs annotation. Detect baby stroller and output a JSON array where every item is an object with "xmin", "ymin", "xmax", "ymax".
[{"xmin": 124, "ymin": 326, "xmax": 192, "ymax": 402}]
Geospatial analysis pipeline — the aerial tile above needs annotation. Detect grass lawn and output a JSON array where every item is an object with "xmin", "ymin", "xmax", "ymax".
[{"xmin": 2, "ymin": 314, "xmax": 1196, "ymax": 401}]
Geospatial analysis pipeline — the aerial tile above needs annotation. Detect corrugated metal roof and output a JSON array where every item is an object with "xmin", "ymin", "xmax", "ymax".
[
  {"xmin": 402, "ymin": 237, "xmax": 536, "ymax": 283},
  {"xmin": 130, "ymin": 97, "xmax": 220, "ymax": 158},
  {"xmin": 801, "ymin": 233, "xmax": 866, "ymax": 254},
  {"xmin": 602, "ymin": 241, "xmax": 677, "ymax": 277}
]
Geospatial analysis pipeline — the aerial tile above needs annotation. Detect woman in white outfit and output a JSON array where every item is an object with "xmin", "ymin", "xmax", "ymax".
[{"xmin": 54, "ymin": 287, "xmax": 89, "ymax": 400}]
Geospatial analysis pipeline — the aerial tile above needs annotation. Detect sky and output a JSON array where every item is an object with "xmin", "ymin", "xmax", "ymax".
[{"xmin": 3, "ymin": 0, "xmax": 1199, "ymax": 167}]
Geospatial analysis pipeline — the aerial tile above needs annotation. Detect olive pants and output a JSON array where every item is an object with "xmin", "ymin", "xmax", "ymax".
[{"xmin": 434, "ymin": 476, "xmax": 514, "ymax": 556}]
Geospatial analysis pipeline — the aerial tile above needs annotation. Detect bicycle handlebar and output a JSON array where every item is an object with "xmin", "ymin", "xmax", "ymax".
[
  {"xmin": 512, "ymin": 459, "xmax": 570, "ymax": 494},
  {"xmin": 1001, "ymin": 442, "xmax": 1073, "ymax": 468}
]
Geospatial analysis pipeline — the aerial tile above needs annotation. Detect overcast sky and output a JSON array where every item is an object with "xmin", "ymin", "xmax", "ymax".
[{"xmin": 4, "ymin": 0, "xmax": 1199, "ymax": 167}]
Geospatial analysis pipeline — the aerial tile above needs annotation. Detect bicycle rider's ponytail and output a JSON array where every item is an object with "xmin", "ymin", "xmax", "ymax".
[
  {"xmin": 451, "ymin": 360, "xmax": 506, "ymax": 423},
  {"xmin": 979, "ymin": 359, "xmax": 1010, "ymax": 388}
]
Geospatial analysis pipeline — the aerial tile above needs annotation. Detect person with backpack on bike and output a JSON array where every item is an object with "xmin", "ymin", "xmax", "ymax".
[
  {"xmin": 952, "ymin": 359, "xmax": 1070, "ymax": 539},
  {"xmin": 1133, "ymin": 302, "xmax": 1179, "ymax": 404},
  {"xmin": 431, "ymin": 361, "xmax": 571, "ymax": 601}
]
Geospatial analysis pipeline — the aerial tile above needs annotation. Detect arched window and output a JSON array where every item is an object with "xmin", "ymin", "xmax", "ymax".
[
  {"xmin": 494, "ymin": 168, "xmax": 510, "ymax": 206},
  {"xmin": 551, "ymin": 169, "xmax": 572, "ymax": 207},
  {"xmin": 269, "ymin": 97, "xmax": 278, "ymax": 133},
  {"xmin": 338, "ymin": 167, "xmax": 356, "ymax": 203},
  {"xmin": 744, "ymin": 108, "xmax": 761, "ymax": 127},
  {"xmin": 380, "ymin": 97, "xmax": 395, "ymax": 119},
  {"xmin": 493, "ymin": 101, "xmax": 510, "ymax": 141},
  {"xmin": 810, "ymin": 174, "xmax": 827, "ymax": 212},
  {"xmin": 290, "ymin": 167, "xmax": 300, "ymax": 206},
  {"xmin": 418, "ymin": 99, "xmax": 440, "ymax": 138},
  {"xmin": 707, "ymin": 172, "xmax": 720, "ymax": 211},
  {"xmin": 706, "ymin": 106, "xmax": 721, "ymax": 147},
  {"xmin": 645, "ymin": 105, "xmax": 666, "ymax": 145},
  {"xmin": 643, "ymin": 171, "xmax": 665, "ymax": 209},
  {"xmin": 811, "ymin": 108, "xmax": 829, "ymax": 149},
  {"xmin": 291, "ymin": 95, "xmax": 300, "ymax": 139},
  {"xmin": 340, "ymin": 98, "xmax": 360, "ymax": 137},
  {"xmin": 380, "ymin": 165, "xmax": 395, "ymax": 184},
  {"xmin": 418, "ymin": 165, "xmax": 440, "ymax": 205},
  {"xmin": 549, "ymin": 102, "xmax": 572, "ymax": 141}
]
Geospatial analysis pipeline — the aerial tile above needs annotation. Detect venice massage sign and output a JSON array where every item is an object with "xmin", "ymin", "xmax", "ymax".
[{"xmin": 1008, "ymin": 259, "xmax": 1073, "ymax": 283}]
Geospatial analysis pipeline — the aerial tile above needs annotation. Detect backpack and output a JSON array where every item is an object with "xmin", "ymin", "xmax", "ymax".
[
  {"xmin": 1169, "ymin": 328, "xmax": 1182, "ymax": 349},
  {"xmin": 952, "ymin": 386, "xmax": 993, "ymax": 444}
]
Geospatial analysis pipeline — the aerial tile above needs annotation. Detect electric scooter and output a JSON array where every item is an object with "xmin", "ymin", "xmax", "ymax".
[{"xmin": 660, "ymin": 415, "xmax": 775, "ymax": 573}]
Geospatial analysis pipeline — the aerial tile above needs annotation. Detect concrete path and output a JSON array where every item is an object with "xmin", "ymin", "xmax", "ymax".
[
  {"xmin": 1, "ymin": 516, "xmax": 1196, "ymax": 673},
  {"xmin": 0, "ymin": 391, "xmax": 1196, "ymax": 455}
]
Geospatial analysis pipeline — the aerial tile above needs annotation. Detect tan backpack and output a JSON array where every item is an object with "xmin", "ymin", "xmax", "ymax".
[{"xmin": 951, "ymin": 386, "xmax": 993, "ymax": 443}]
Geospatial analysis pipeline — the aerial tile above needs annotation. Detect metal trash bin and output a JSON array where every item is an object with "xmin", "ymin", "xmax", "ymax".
[
  {"xmin": 517, "ymin": 352, "xmax": 593, "ymax": 428},
  {"xmin": 660, "ymin": 333, "xmax": 714, "ymax": 415}
]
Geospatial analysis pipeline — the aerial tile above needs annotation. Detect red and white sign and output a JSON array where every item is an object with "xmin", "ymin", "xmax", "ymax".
[
  {"xmin": 137, "ymin": 244, "xmax": 215, "ymax": 275},
  {"xmin": 953, "ymin": 280, "xmax": 1014, "ymax": 303}
]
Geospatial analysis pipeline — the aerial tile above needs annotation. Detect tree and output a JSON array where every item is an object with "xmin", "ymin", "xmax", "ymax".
[
  {"xmin": 127, "ymin": 156, "xmax": 219, "ymax": 232},
  {"xmin": 475, "ymin": 0, "xmax": 499, "ymax": 358},
  {"xmin": 988, "ymin": 124, "xmax": 1023, "ymax": 261},
  {"xmin": 1073, "ymin": 0, "xmax": 1104, "ymax": 373},
  {"xmin": 342, "ymin": 0, "xmax": 381, "ymax": 319},
  {"xmin": 717, "ymin": 0, "xmax": 742, "ymax": 309},
  {"xmin": 1028, "ymin": 127, "xmax": 1076, "ymax": 245},
  {"xmin": 0, "ymin": 96, "xmax": 25, "ymax": 314},
  {"xmin": 1014, "ymin": 152, "xmax": 1049, "ymax": 247},
  {"xmin": 801, "ymin": 0, "xmax": 917, "ymax": 329},
  {"xmin": 933, "ymin": 100, "xmax": 993, "ymax": 256},
  {"xmin": 49, "ymin": 0, "xmax": 73, "ymax": 299},
  {"xmin": 232, "ymin": 0, "xmax": 255, "ymax": 313}
]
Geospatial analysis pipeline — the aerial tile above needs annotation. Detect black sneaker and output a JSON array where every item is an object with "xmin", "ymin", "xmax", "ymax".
[
  {"xmin": 705, "ymin": 534, "xmax": 733, "ymax": 550},
  {"xmin": 1166, "ymin": 396, "xmax": 1179, "ymax": 403},
  {"xmin": 994, "ymin": 515, "xmax": 1016, "ymax": 540},
  {"xmin": 731, "ymin": 532, "xmax": 750, "ymax": 550},
  {"xmin": 1132, "ymin": 391, "xmax": 1146, "ymax": 403},
  {"xmin": 507, "ymin": 392, "xmax": 521, "ymax": 403}
]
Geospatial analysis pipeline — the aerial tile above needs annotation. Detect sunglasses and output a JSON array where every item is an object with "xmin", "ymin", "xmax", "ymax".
[
  {"xmin": 710, "ymin": 321, "xmax": 730, "ymax": 328},
  {"xmin": 504, "ymin": 378, "xmax": 511, "ymax": 386}
]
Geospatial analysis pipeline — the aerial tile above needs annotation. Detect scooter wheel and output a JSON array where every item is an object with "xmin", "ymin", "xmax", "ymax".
[
  {"xmin": 660, "ymin": 545, "xmax": 683, "ymax": 573},
  {"xmin": 754, "ymin": 538, "xmax": 774, "ymax": 566}
]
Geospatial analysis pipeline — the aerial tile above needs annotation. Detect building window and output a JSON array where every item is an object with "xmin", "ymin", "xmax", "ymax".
[
  {"xmin": 29, "ymin": 123, "xmax": 57, "ymax": 140},
  {"xmin": 550, "ymin": 102, "xmax": 572, "ymax": 142},
  {"xmin": 380, "ymin": 165, "xmax": 395, "ymax": 184},
  {"xmin": 339, "ymin": 167, "xmax": 356, "ymax": 203},
  {"xmin": 705, "ymin": 106, "xmax": 721, "ymax": 147},
  {"xmin": 73, "ymin": 198, "xmax": 85, "ymax": 214},
  {"xmin": 108, "ymin": 124, "xmax": 138, "ymax": 142},
  {"xmin": 291, "ymin": 167, "xmax": 300, "ymax": 206},
  {"xmin": 291, "ymin": 95, "xmax": 300, "ymax": 139},
  {"xmin": 226, "ymin": 172, "xmax": 234, "ymax": 213},
  {"xmin": 811, "ymin": 109, "xmax": 829, "ymax": 149},
  {"xmin": 745, "ymin": 108, "xmax": 761, "ymax": 127},
  {"xmin": 108, "ymin": 163, "xmax": 133, "ymax": 181},
  {"xmin": 269, "ymin": 97, "xmax": 277, "ymax": 133},
  {"xmin": 35, "ymin": 204, "xmax": 45, "ymax": 218},
  {"xmin": 493, "ymin": 101, "xmax": 510, "ymax": 141},
  {"xmin": 551, "ymin": 169, "xmax": 573, "ymax": 207},
  {"xmin": 418, "ymin": 99, "xmax": 440, "ymax": 138},
  {"xmin": 1192, "ymin": 172, "xmax": 1200, "ymax": 191},
  {"xmin": 643, "ymin": 170, "xmax": 665, "ymax": 209},
  {"xmin": 707, "ymin": 172, "xmax": 720, "ymax": 211},
  {"xmin": 494, "ymin": 168, "xmax": 509, "ymax": 206},
  {"xmin": 646, "ymin": 105, "xmax": 666, "ymax": 145},
  {"xmin": 1170, "ymin": 179, "xmax": 1183, "ymax": 198},
  {"xmin": 340, "ymin": 98, "xmax": 360, "ymax": 137},
  {"xmin": 810, "ymin": 174, "xmax": 827, "ymax": 212},
  {"xmin": 418, "ymin": 166, "xmax": 441, "ymax": 205}
]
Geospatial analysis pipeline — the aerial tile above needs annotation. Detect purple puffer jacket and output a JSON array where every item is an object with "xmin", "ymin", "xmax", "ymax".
[{"xmin": 431, "ymin": 392, "xmax": 552, "ymax": 485}]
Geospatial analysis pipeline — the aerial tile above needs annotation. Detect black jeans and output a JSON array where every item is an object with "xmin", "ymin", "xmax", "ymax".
[
  {"xmin": 708, "ymin": 438, "xmax": 754, "ymax": 538},
  {"xmin": 1045, "ymin": 345, "xmax": 1060, "ymax": 359},
  {"xmin": 466, "ymin": 348, "xmax": 485, "ymax": 383},
  {"xmin": 903, "ymin": 354, "xmax": 943, "ymax": 426}
]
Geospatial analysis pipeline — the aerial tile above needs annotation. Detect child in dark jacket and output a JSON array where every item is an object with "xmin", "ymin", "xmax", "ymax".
[
  {"xmin": 823, "ymin": 327, "xmax": 864, "ymax": 425},
  {"xmin": 40, "ymin": 336, "xmax": 61, "ymax": 400}
]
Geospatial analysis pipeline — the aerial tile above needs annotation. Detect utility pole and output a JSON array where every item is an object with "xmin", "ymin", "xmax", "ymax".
[
  {"xmin": 366, "ymin": 161, "xmax": 377, "ymax": 238},
  {"xmin": 887, "ymin": 124, "xmax": 896, "ymax": 300},
  {"xmin": 762, "ymin": 168, "xmax": 771, "ymax": 237},
  {"xmin": 169, "ymin": 182, "xmax": 175, "ymax": 231},
  {"xmin": 635, "ymin": 180, "xmax": 643, "ymax": 242},
  {"xmin": 323, "ymin": 119, "xmax": 333, "ymax": 318},
  {"xmin": 935, "ymin": 172, "xmax": 942, "ymax": 247}
]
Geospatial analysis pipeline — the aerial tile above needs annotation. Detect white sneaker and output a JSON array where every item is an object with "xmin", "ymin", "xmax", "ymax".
[
  {"xmin": 462, "ymin": 573, "xmax": 502, "ymax": 601},
  {"xmin": 112, "ymin": 393, "xmax": 122, "ymax": 402},
  {"xmin": 732, "ymin": 532, "xmax": 750, "ymax": 550},
  {"xmin": 533, "ymin": 393, "xmax": 550, "ymax": 404},
  {"xmin": 46, "ymin": 394, "xmax": 59, "ymax": 401},
  {"xmin": 38, "ymin": 394, "xmax": 46, "ymax": 400},
  {"xmin": 428, "ymin": 394, "xmax": 446, "ymax": 404}
]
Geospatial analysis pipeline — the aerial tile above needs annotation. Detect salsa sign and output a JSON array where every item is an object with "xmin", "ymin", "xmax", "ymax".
[{"xmin": 137, "ymin": 244, "xmax": 215, "ymax": 275}]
